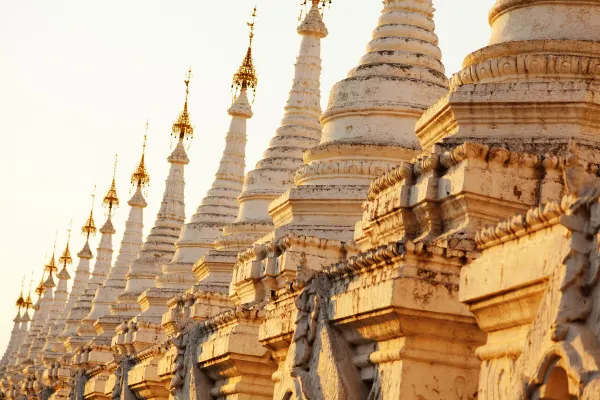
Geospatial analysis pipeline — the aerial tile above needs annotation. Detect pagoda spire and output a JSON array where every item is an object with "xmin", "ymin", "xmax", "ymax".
[
  {"xmin": 41, "ymin": 226, "xmax": 73, "ymax": 366},
  {"xmin": 254, "ymin": 0, "xmax": 449, "ymax": 250},
  {"xmin": 131, "ymin": 123, "xmax": 150, "ymax": 189},
  {"xmin": 43, "ymin": 239, "xmax": 58, "ymax": 288},
  {"xmin": 114, "ymin": 73, "xmax": 191, "ymax": 319},
  {"xmin": 215, "ymin": 0, "xmax": 327, "ymax": 252},
  {"xmin": 12, "ymin": 269, "xmax": 47, "ymax": 369},
  {"xmin": 0, "ymin": 280, "xmax": 27, "ymax": 369},
  {"xmin": 157, "ymin": 7, "xmax": 257, "ymax": 291},
  {"xmin": 231, "ymin": 5, "xmax": 258, "ymax": 102},
  {"xmin": 172, "ymin": 68, "xmax": 194, "ymax": 143},
  {"xmin": 22, "ymin": 243, "xmax": 60, "ymax": 365},
  {"xmin": 74, "ymin": 160, "xmax": 119, "ymax": 342},
  {"xmin": 88, "ymin": 129, "xmax": 150, "ymax": 342},
  {"xmin": 59, "ymin": 189, "xmax": 97, "ymax": 348}
]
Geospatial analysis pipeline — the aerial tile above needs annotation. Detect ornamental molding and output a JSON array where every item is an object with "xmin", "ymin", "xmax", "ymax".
[
  {"xmin": 475, "ymin": 200, "xmax": 566, "ymax": 249},
  {"xmin": 366, "ymin": 142, "xmax": 543, "ymax": 202},
  {"xmin": 295, "ymin": 159, "xmax": 399, "ymax": 186},
  {"xmin": 199, "ymin": 303, "xmax": 266, "ymax": 334},
  {"xmin": 324, "ymin": 240, "xmax": 470, "ymax": 279},
  {"xmin": 450, "ymin": 53, "xmax": 600, "ymax": 90}
]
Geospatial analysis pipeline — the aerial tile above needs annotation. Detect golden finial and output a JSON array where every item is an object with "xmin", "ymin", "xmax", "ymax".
[
  {"xmin": 43, "ymin": 239, "xmax": 58, "ymax": 288},
  {"xmin": 171, "ymin": 68, "xmax": 194, "ymax": 143},
  {"xmin": 232, "ymin": 6, "xmax": 259, "ymax": 103},
  {"xmin": 24, "ymin": 271, "xmax": 34, "ymax": 310},
  {"xmin": 15, "ymin": 276, "xmax": 25, "ymax": 310},
  {"xmin": 131, "ymin": 122, "xmax": 150, "ymax": 189},
  {"xmin": 35, "ymin": 274, "xmax": 45, "ymax": 297},
  {"xmin": 103, "ymin": 155, "xmax": 120, "ymax": 215},
  {"xmin": 59, "ymin": 222, "xmax": 73, "ymax": 268},
  {"xmin": 300, "ymin": 0, "xmax": 331, "ymax": 19},
  {"xmin": 82, "ymin": 186, "xmax": 97, "ymax": 239}
]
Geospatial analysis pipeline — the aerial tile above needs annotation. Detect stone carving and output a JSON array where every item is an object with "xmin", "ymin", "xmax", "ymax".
[
  {"xmin": 168, "ymin": 321, "xmax": 212, "ymax": 400},
  {"xmin": 111, "ymin": 355, "xmax": 135, "ymax": 400},
  {"xmin": 295, "ymin": 159, "xmax": 398, "ymax": 186},
  {"xmin": 450, "ymin": 53, "xmax": 600, "ymax": 90},
  {"xmin": 273, "ymin": 266, "xmax": 364, "ymax": 400},
  {"xmin": 67, "ymin": 368, "xmax": 87, "ymax": 400}
]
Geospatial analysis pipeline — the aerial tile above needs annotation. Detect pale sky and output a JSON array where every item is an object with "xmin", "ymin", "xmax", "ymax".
[{"xmin": 0, "ymin": 0, "xmax": 495, "ymax": 351}]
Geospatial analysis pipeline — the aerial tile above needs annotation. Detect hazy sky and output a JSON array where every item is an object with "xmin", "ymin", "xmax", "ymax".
[{"xmin": 0, "ymin": 0, "xmax": 495, "ymax": 351}]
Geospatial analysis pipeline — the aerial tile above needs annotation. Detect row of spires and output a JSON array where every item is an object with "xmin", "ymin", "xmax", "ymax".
[{"xmin": 6, "ymin": 1, "xmax": 263, "ymax": 321}]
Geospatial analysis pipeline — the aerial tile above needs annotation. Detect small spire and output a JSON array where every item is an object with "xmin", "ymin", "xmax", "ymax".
[
  {"xmin": 103, "ymin": 154, "xmax": 120, "ymax": 215},
  {"xmin": 15, "ymin": 276, "xmax": 25, "ymax": 310},
  {"xmin": 232, "ymin": 6, "xmax": 259, "ymax": 102},
  {"xmin": 58, "ymin": 223, "xmax": 73, "ymax": 272},
  {"xmin": 44, "ymin": 239, "xmax": 58, "ymax": 288},
  {"xmin": 24, "ymin": 271, "xmax": 34, "ymax": 310},
  {"xmin": 82, "ymin": 186, "xmax": 98, "ymax": 239},
  {"xmin": 131, "ymin": 122, "xmax": 150, "ymax": 189},
  {"xmin": 171, "ymin": 68, "xmax": 194, "ymax": 142},
  {"xmin": 299, "ymin": 1, "xmax": 330, "ymax": 20}
]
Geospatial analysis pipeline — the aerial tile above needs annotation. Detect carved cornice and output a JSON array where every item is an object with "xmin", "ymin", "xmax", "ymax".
[
  {"xmin": 475, "ymin": 200, "xmax": 566, "ymax": 249},
  {"xmin": 450, "ymin": 53, "xmax": 600, "ymax": 90},
  {"xmin": 199, "ymin": 303, "xmax": 266, "ymax": 334},
  {"xmin": 324, "ymin": 241, "xmax": 470, "ymax": 278},
  {"xmin": 295, "ymin": 159, "xmax": 398, "ymax": 186},
  {"xmin": 130, "ymin": 343, "xmax": 167, "ymax": 364},
  {"xmin": 366, "ymin": 142, "xmax": 541, "ymax": 203},
  {"xmin": 367, "ymin": 162, "xmax": 414, "ymax": 201}
]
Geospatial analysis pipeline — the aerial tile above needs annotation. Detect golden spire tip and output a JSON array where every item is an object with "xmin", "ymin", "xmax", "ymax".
[
  {"xmin": 172, "ymin": 69, "xmax": 194, "ymax": 142},
  {"xmin": 132, "ymin": 122, "xmax": 151, "ymax": 189},
  {"xmin": 82, "ymin": 185, "xmax": 98, "ymax": 239},
  {"xmin": 232, "ymin": 6, "xmax": 259, "ymax": 101}
]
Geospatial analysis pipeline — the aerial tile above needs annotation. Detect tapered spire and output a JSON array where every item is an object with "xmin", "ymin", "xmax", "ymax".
[
  {"xmin": 57, "ymin": 223, "xmax": 72, "ymax": 279},
  {"xmin": 87, "ymin": 129, "xmax": 150, "ymax": 340},
  {"xmin": 43, "ymin": 240, "xmax": 58, "ymax": 289},
  {"xmin": 59, "ymin": 190, "xmax": 96, "ymax": 350},
  {"xmin": 103, "ymin": 155, "xmax": 120, "ymax": 216},
  {"xmin": 74, "ymin": 160, "xmax": 119, "ymax": 341},
  {"xmin": 115, "ymin": 73, "xmax": 191, "ymax": 318},
  {"xmin": 232, "ymin": 6, "xmax": 258, "ymax": 101},
  {"xmin": 57, "ymin": 199, "xmax": 96, "ymax": 351},
  {"xmin": 131, "ymin": 123, "xmax": 150, "ymax": 189},
  {"xmin": 13, "ymin": 262, "xmax": 49, "ymax": 368},
  {"xmin": 41, "ymin": 226, "xmax": 73, "ymax": 365},
  {"xmin": 172, "ymin": 68, "xmax": 194, "ymax": 143},
  {"xmin": 216, "ymin": 0, "xmax": 327, "ymax": 251},
  {"xmin": 158, "ymin": 8, "xmax": 257, "ymax": 290},
  {"xmin": 15, "ymin": 277, "xmax": 25, "ymax": 310},
  {"xmin": 82, "ymin": 187, "xmax": 97, "ymax": 240}
]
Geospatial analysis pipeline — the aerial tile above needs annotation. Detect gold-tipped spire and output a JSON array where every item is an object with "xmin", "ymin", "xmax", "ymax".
[
  {"xmin": 131, "ymin": 122, "xmax": 150, "ymax": 189},
  {"xmin": 82, "ymin": 186, "xmax": 97, "ymax": 239},
  {"xmin": 232, "ymin": 6, "xmax": 258, "ymax": 102},
  {"xmin": 58, "ymin": 223, "xmax": 73, "ymax": 268},
  {"xmin": 103, "ymin": 155, "xmax": 120, "ymax": 215},
  {"xmin": 15, "ymin": 276, "xmax": 25, "ymax": 310},
  {"xmin": 299, "ymin": 0, "xmax": 332, "ymax": 20},
  {"xmin": 171, "ymin": 68, "xmax": 194, "ymax": 142},
  {"xmin": 44, "ymin": 240, "xmax": 58, "ymax": 288},
  {"xmin": 24, "ymin": 272, "xmax": 34, "ymax": 310}
]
